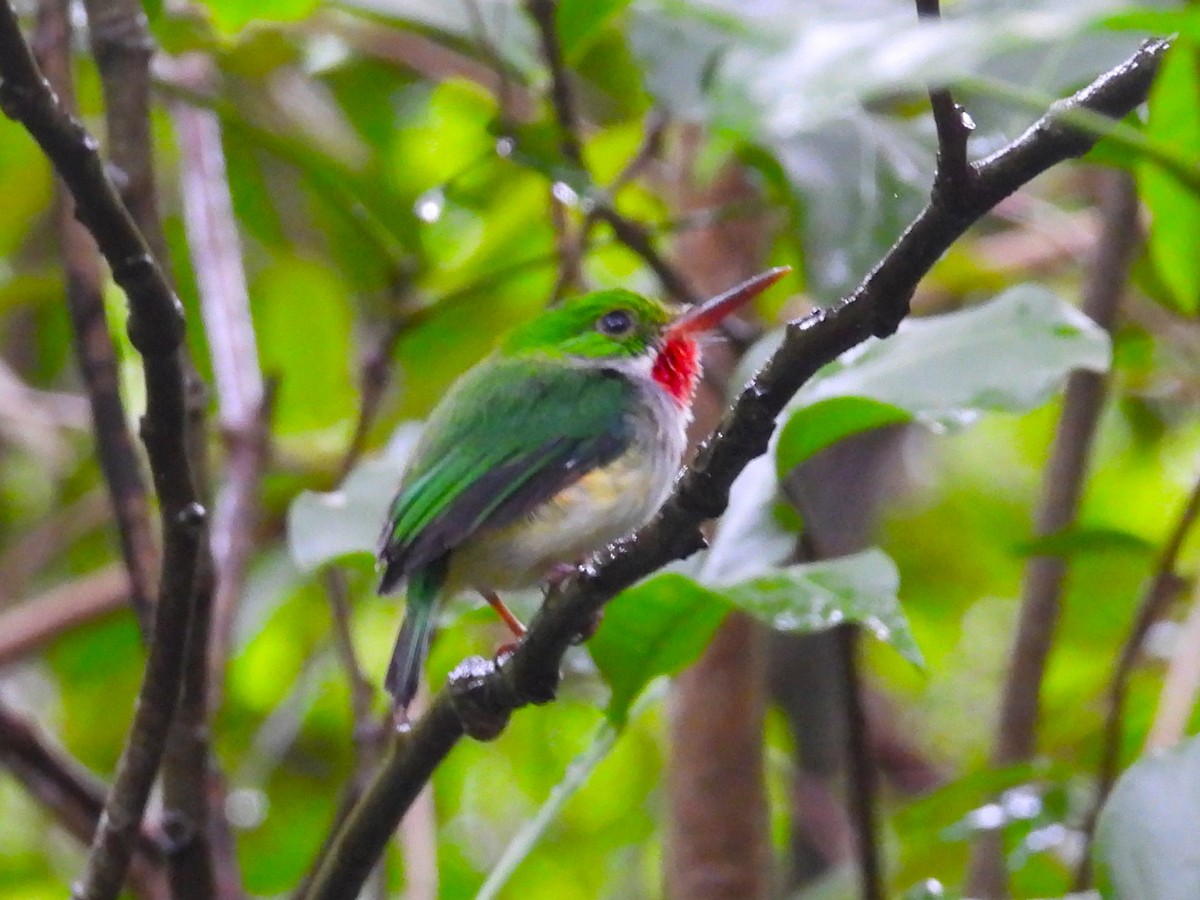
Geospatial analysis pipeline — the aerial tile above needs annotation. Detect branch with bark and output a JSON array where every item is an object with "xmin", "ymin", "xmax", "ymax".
[
  {"xmin": 35, "ymin": 0, "xmax": 158, "ymax": 639},
  {"xmin": 0, "ymin": 5, "xmax": 209, "ymax": 899},
  {"xmin": 968, "ymin": 170, "xmax": 1140, "ymax": 898},
  {"xmin": 298, "ymin": 36, "xmax": 1171, "ymax": 900}
]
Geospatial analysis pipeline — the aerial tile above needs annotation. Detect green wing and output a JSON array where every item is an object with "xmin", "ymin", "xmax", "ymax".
[{"xmin": 377, "ymin": 358, "xmax": 634, "ymax": 593}]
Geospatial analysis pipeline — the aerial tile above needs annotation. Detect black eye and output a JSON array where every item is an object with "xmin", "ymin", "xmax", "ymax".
[{"xmin": 598, "ymin": 309, "xmax": 635, "ymax": 337}]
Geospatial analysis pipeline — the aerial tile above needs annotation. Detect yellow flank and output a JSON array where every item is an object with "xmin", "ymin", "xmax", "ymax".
[{"xmin": 446, "ymin": 447, "xmax": 673, "ymax": 593}]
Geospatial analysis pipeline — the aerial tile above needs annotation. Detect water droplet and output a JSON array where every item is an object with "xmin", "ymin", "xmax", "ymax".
[
  {"xmin": 966, "ymin": 802, "xmax": 1005, "ymax": 831},
  {"xmin": 1001, "ymin": 786, "xmax": 1042, "ymax": 820},
  {"xmin": 864, "ymin": 616, "xmax": 891, "ymax": 641},
  {"xmin": 414, "ymin": 187, "xmax": 445, "ymax": 224},
  {"xmin": 960, "ymin": 110, "xmax": 977, "ymax": 131},
  {"xmin": 551, "ymin": 181, "xmax": 579, "ymax": 206},
  {"xmin": 225, "ymin": 788, "xmax": 269, "ymax": 829},
  {"xmin": 1024, "ymin": 823, "xmax": 1066, "ymax": 853},
  {"xmin": 495, "ymin": 136, "xmax": 515, "ymax": 158}
]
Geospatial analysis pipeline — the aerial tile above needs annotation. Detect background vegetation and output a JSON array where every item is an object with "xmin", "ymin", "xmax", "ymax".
[{"xmin": 0, "ymin": 0, "xmax": 1196, "ymax": 898}]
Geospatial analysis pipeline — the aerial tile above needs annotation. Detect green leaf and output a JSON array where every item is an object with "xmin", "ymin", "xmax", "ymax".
[
  {"xmin": 285, "ymin": 423, "xmax": 422, "ymax": 572},
  {"xmin": 1139, "ymin": 40, "xmax": 1200, "ymax": 314},
  {"xmin": 592, "ymin": 550, "xmax": 920, "ymax": 725},
  {"xmin": 254, "ymin": 257, "xmax": 359, "ymax": 436},
  {"xmin": 796, "ymin": 284, "xmax": 1111, "ymax": 429},
  {"xmin": 589, "ymin": 574, "xmax": 729, "ymax": 726},
  {"xmin": 201, "ymin": 0, "xmax": 319, "ymax": 37},
  {"xmin": 775, "ymin": 396, "xmax": 911, "ymax": 480},
  {"xmin": 1014, "ymin": 527, "xmax": 1156, "ymax": 560},
  {"xmin": 699, "ymin": 456, "xmax": 797, "ymax": 587},
  {"xmin": 1095, "ymin": 734, "xmax": 1200, "ymax": 899},
  {"xmin": 725, "ymin": 550, "xmax": 923, "ymax": 668},
  {"xmin": 558, "ymin": 0, "xmax": 634, "ymax": 63}
]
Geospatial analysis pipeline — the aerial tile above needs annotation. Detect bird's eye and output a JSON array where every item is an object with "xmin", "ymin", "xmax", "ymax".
[{"xmin": 597, "ymin": 309, "xmax": 635, "ymax": 337}]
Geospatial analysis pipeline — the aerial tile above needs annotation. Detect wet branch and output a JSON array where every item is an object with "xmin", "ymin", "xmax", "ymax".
[
  {"xmin": 915, "ymin": 0, "xmax": 975, "ymax": 198},
  {"xmin": 0, "ymin": 5, "xmax": 208, "ymax": 899},
  {"xmin": 297, "ymin": 38, "xmax": 1171, "ymax": 900}
]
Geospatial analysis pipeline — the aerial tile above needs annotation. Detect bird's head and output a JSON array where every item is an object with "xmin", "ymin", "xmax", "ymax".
[{"xmin": 501, "ymin": 267, "xmax": 790, "ymax": 406}]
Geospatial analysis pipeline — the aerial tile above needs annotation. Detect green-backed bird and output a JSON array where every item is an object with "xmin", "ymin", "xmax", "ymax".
[{"xmin": 376, "ymin": 268, "xmax": 789, "ymax": 708}]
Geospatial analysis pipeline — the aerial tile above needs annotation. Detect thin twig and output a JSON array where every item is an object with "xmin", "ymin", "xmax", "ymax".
[
  {"xmin": 837, "ymin": 626, "xmax": 883, "ymax": 900},
  {"xmin": 1144, "ymin": 579, "xmax": 1200, "ymax": 750},
  {"xmin": 524, "ymin": 0, "xmax": 582, "ymax": 166},
  {"xmin": 914, "ymin": 0, "xmax": 975, "ymax": 199},
  {"xmin": 0, "ymin": 703, "xmax": 170, "ymax": 899},
  {"xmin": 1074, "ymin": 465, "xmax": 1200, "ymax": 888},
  {"xmin": 969, "ymin": 172, "xmax": 1139, "ymax": 897},
  {"xmin": 340, "ymin": 315, "xmax": 407, "ymax": 481},
  {"xmin": 296, "ymin": 39, "xmax": 1171, "ymax": 900},
  {"xmin": 523, "ymin": 0, "xmax": 697, "ymax": 303},
  {"xmin": 166, "ymin": 53, "xmax": 269, "ymax": 712},
  {"xmin": 0, "ymin": 489, "xmax": 112, "ymax": 606},
  {"xmin": 0, "ymin": 565, "xmax": 130, "ymax": 667},
  {"xmin": 166, "ymin": 58, "xmax": 271, "ymax": 896},
  {"xmin": 0, "ymin": 8, "xmax": 208, "ymax": 900},
  {"xmin": 34, "ymin": 0, "xmax": 158, "ymax": 638},
  {"xmin": 79, "ymin": 0, "xmax": 167, "ymax": 268}
]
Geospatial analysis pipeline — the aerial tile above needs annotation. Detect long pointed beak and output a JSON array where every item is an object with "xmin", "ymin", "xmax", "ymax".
[{"xmin": 665, "ymin": 266, "xmax": 791, "ymax": 340}]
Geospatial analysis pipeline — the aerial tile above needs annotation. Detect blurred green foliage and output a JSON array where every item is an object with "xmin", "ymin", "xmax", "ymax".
[{"xmin": 2, "ymin": 0, "xmax": 1199, "ymax": 898}]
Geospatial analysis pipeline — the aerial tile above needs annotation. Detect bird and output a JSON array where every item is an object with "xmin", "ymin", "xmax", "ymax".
[{"xmin": 376, "ymin": 267, "xmax": 789, "ymax": 709}]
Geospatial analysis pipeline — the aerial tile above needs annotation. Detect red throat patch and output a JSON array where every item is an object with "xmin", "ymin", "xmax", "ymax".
[{"xmin": 652, "ymin": 337, "xmax": 700, "ymax": 406}]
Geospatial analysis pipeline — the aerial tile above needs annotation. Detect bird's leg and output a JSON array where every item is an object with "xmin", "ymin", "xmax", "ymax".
[{"xmin": 480, "ymin": 589, "xmax": 527, "ymax": 639}]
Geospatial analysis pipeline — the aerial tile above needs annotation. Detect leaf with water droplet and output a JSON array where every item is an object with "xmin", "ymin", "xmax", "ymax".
[
  {"xmin": 413, "ymin": 186, "xmax": 446, "ymax": 223},
  {"xmin": 723, "ymin": 549, "xmax": 923, "ymax": 667}
]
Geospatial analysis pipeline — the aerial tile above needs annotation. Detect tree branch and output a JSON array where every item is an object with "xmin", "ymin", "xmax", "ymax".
[
  {"xmin": 968, "ymin": 172, "xmax": 1139, "ymax": 897},
  {"xmin": 34, "ymin": 0, "xmax": 158, "ymax": 638},
  {"xmin": 78, "ymin": 0, "xmax": 167, "ymax": 267},
  {"xmin": 0, "ymin": 565, "xmax": 130, "ymax": 667},
  {"xmin": 1074, "ymin": 463, "xmax": 1200, "ymax": 888},
  {"xmin": 0, "ymin": 703, "xmax": 169, "ymax": 899},
  {"xmin": 523, "ymin": 0, "xmax": 698, "ymax": 303},
  {"xmin": 0, "ymin": 6, "xmax": 208, "ymax": 899},
  {"xmin": 296, "ymin": 38, "xmax": 1171, "ymax": 900},
  {"xmin": 914, "ymin": 0, "xmax": 975, "ymax": 199}
]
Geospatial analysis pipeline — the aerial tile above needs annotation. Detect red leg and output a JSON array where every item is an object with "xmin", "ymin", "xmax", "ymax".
[{"xmin": 480, "ymin": 589, "xmax": 527, "ymax": 639}]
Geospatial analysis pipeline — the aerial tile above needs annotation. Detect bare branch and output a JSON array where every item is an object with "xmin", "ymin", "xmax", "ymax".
[
  {"xmin": 1144, "ymin": 579, "xmax": 1200, "ymax": 749},
  {"xmin": 297, "ymin": 39, "xmax": 1172, "ymax": 900},
  {"xmin": 523, "ymin": 0, "xmax": 697, "ymax": 303},
  {"xmin": 0, "ymin": 703, "xmax": 169, "ymax": 899},
  {"xmin": 0, "ymin": 566, "xmax": 130, "ymax": 667},
  {"xmin": 914, "ymin": 0, "xmax": 975, "ymax": 198},
  {"xmin": 1075, "ymin": 463, "xmax": 1200, "ymax": 888},
  {"xmin": 967, "ymin": 171, "xmax": 1139, "ymax": 897},
  {"xmin": 79, "ymin": 0, "xmax": 167, "ymax": 267},
  {"xmin": 34, "ymin": 0, "xmax": 158, "ymax": 637},
  {"xmin": 160, "ymin": 54, "xmax": 272, "ymax": 898},
  {"xmin": 0, "ymin": 6, "xmax": 209, "ymax": 898}
]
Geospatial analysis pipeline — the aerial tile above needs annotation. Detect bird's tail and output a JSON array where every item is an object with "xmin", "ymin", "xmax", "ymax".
[{"xmin": 385, "ymin": 570, "xmax": 441, "ymax": 709}]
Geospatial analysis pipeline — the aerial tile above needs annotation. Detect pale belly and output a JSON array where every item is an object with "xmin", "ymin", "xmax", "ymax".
[{"xmin": 447, "ymin": 447, "xmax": 679, "ymax": 592}]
